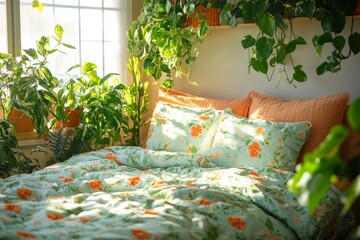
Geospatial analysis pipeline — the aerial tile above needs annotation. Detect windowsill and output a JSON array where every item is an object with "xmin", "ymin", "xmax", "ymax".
[
  {"xmin": 213, "ymin": 15, "xmax": 360, "ymax": 29},
  {"xmin": 16, "ymin": 131, "xmax": 39, "ymax": 142}
]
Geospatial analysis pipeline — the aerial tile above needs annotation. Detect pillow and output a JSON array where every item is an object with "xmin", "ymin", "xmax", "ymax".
[
  {"xmin": 146, "ymin": 102, "xmax": 222, "ymax": 154},
  {"xmin": 207, "ymin": 110, "xmax": 312, "ymax": 171},
  {"xmin": 248, "ymin": 91, "xmax": 349, "ymax": 163},
  {"xmin": 158, "ymin": 88, "xmax": 252, "ymax": 117}
]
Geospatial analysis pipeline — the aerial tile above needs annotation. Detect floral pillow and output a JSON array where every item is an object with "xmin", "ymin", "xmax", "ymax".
[
  {"xmin": 146, "ymin": 102, "xmax": 223, "ymax": 154},
  {"xmin": 207, "ymin": 109, "xmax": 312, "ymax": 171}
]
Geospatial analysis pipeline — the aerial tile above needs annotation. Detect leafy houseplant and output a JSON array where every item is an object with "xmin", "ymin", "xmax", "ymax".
[
  {"xmin": 0, "ymin": 118, "xmax": 39, "ymax": 178},
  {"xmin": 59, "ymin": 61, "xmax": 130, "ymax": 149},
  {"xmin": 0, "ymin": 25, "xmax": 74, "ymax": 136},
  {"xmin": 127, "ymin": 0, "xmax": 212, "ymax": 89},
  {"xmin": 220, "ymin": 0, "xmax": 360, "ymax": 86}
]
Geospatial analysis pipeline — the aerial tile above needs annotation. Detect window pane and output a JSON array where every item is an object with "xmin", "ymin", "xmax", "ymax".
[
  {"xmin": 81, "ymin": 41, "xmax": 103, "ymax": 74},
  {"xmin": 19, "ymin": 0, "xmax": 129, "ymax": 79},
  {"xmin": 54, "ymin": 0, "xmax": 78, "ymax": 6},
  {"xmin": 0, "ymin": 0, "xmax": 6, "ymax": 52},
  {"xmin": 80, "ymin": 0, "xmax": 102, "ymax": 7},
  {"xmin": 80, "ymin": 9, "xmax": 102, "ymax": 41},
  {"xmin": 20, "ymin": 4, "xmax": 55, "ymax": 49}
]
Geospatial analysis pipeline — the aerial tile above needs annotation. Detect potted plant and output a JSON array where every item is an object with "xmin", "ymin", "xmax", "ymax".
[
  {"xmin": 0, "ymin": 25, "xmax": 74, "ymax": 136},
  {"xmin": 58, "ymin": 61, "xmax": 131, "ymax": 149},
  {"xmin": 187, "ymin": 0, "xmax": 227, "ymax": 27},
  {"xmin": 0, "ymin": 118, "xmax": 39, "ymax": 178}
]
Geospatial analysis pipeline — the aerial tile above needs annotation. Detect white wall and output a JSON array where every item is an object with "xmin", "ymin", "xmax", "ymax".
[
  {"xmin": 142, "ymin": 17, "xmax": 360, "ymax": 141},
  {"xmin": 150, "ymin": 17, "xmax": 360, "ymax": 103}
]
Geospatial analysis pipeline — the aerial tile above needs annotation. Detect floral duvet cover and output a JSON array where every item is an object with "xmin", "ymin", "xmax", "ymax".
[{"xmin": 0, "ymin": 146, "xmax": 343, "ymax": 240}]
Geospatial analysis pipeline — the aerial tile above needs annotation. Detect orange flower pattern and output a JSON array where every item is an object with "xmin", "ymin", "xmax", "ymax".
[
  {"xmin": 16, "ymin": 231, "xmax": 36, "ymax": 239},
  {"xmin": 208, "ymin": 110, "xmax": 312, "ymax": 171},
  {"xmin": 89, "ymin": 180, "xmax": 103, "ymax": 191},
  {"xmin": 4, "ymin": 203, "xmax": 22, "ymax": 213},
  {"xmin": 131, "ymin": 229, "xmax": 151, "ymax": 240},
  {"xmin": 190, "ymin": 124, "xmax": 202, "ymax": 137},
  {"xmin": 146, "ymin": 102, "xmax": 222, "ymax": 153},
  {"xmin": 16, "ymin": 187, "xmax": 32, "ymax": 200},
  {"xmin": 105, "ymin": 153, "xmax": 121, "ymax": 165},
  {"xmin": 248, "ymin": 142, "xmax": 261, "ymax": 158},
  {"xmin": 228, "ymin": 216, "xmax": 247, "ymax": 230},
  {"xmin": 128, "ymin": 176, "xmax": 141, "ymax": 186},
  {"xmin": 47, "ymin": 212, "xmax": 64, "ymax": 220}
]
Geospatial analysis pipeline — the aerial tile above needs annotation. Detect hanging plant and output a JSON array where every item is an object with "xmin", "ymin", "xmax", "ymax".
[{"xmin": 220, "ymin": 0, "xmax": 360, "ymax": 87}]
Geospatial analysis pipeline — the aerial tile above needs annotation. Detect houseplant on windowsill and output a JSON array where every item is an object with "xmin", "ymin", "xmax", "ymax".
[{"xmin": 0, "ymin": 25, "xmax": 74, "ymax": 137}]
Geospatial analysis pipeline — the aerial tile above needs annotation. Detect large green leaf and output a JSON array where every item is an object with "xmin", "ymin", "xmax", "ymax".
[
  {"xmin": 241, "ymin": 35, "xmax": 256, "ymax": 49},
  {"xmin": 349, "ymin": 32, "xmax": 360, "ymax": 55},
  {"xmin": 332, "ymin": 36, "xmax": 346, "ymax": 52},
  {"xmin": 54, "ymin": 24, "xmax": 63, "ymax": 42},
  {"xmin": 255, "ymin": 36, "xmax": 273, "ymax": 61},
  {"xmin": 256, "ymin": 13, "xmax": 275, "ymax": 37},
  {"xmin": 321, "ymin": 11, "xmax": 345, "ymax": 34},
  {"xmin": 293, "ymin": 65, "xmax": 307, "ymax": 82},
  {"xmin": 347, "ymin": 97, "xmax": 360, "ymax": 131}
]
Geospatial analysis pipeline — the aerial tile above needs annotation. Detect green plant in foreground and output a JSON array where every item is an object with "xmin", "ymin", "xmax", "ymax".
[
  {"xmin": 288, "ymin": 97, "xmax": 360, "ymax": 215},
  {"xmin": 0, "ymin": 119, "xmax": 39, "ymax": 178}
]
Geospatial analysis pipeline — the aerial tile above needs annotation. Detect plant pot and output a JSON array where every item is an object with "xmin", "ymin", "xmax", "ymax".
[
  {"xmin": 8, "ymin": 109, "xmax": 34, "ymax": 133},
  {"xmin": 55, "ymin": 108, "xmax": 83, "ymax": 129},
  {"xmin": 356, "ymin": 0, "xmax": 360, "ymax": 15},
  {"xmin": 187, "ymin": 5, "xmax": 221, "ymax": 27}
]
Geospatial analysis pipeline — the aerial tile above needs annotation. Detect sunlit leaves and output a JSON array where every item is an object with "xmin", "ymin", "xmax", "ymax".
[
  {"xmin": 32, "ymin": 0, "xmax": 44, "ymax": 12},
  {"xmin": 288, "ymin": 125, "xmax": 349, "ymax": 213}
]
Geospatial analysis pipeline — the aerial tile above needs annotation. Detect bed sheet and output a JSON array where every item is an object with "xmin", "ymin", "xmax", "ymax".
[{"xmin": 0, "ymin": 146, "xmax": 343, "ymax": 239}]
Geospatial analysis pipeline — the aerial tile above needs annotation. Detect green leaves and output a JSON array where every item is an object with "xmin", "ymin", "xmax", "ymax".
[
  {"xmin": 288, "ymin": 125, "xmax": 349, "ymax": 213},
  {"xmin": 289, "ymin": 97, "xmax": 360, "ymax": 214},
  {"xmin": 256, "ymin": 13, "xmax": 275, "ymax": 37}
]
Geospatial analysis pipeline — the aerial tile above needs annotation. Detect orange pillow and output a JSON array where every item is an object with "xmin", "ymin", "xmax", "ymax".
[
  {"xmin": 248, "ymin": 90, "xmax": 350, "ymax": 163},
  {"xmin": 158, "ymin": 88, "xmax": 252, "ymax": 117}
]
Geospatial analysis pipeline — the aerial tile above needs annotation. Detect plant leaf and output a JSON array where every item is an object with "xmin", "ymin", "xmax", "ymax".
[
  {"xmin": 54, "ymin": 25, "xmax": 63, "ymax": 42},
  {"xmin": 241, "ymin": 35, "xmax": 256, "ymax": 49},
  {"xmin": 349, "ymin": 32, "xmax": 360, "ymax": 55},
  {"xmin": 293, "ymin": 65, "xmax": 307, "ymax": 82},
  {"xmin": 256, "ymin": 13, "xmax": 275, "ymax": 37},
  {"xmin": 321, "ymin": 11, "xmax": 345, "ymax": 34},
  {"xmin": 332, "ymin": 36, "xmax": 345, "ymax": 52}
]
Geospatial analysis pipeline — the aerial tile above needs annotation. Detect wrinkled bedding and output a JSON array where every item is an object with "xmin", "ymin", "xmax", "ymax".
[{"xmin": 0, "ymin": 146, "xmax": 343, "ymax": 239}]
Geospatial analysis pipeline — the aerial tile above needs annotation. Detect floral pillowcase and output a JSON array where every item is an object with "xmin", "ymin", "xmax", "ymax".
[
  {"xmin": 146, "ymin": 102, "xmax": 223, "ymax": 154},
  {"xmin": 207, "ymin": 109, "xmax": 312, "ymax": 171}
]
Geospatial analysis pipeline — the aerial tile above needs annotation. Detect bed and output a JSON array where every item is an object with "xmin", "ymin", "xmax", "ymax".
[{"xmin": 0, "ymin": 89, "xmax": 356, "ymax": 239}]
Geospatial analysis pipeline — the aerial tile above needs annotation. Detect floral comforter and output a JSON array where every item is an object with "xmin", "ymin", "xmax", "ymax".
[{"xmin": 0, "ymin": 146, "xmax": 343, "ymax": 239}]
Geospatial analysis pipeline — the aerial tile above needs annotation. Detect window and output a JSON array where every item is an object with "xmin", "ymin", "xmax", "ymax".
[
  {"xmin": 3, "ymin": 0, "xmax": 132, "ymax": 81},
  {"xmin": 0, "ymin": 0, "xmax": 6, "ymax": 52}
]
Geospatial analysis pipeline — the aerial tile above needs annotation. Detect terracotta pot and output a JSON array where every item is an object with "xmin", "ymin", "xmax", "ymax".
[
  {"xmin": 55, "ymin": 108, "xmax": 83, "ymax": 129},
  {"xmin": 356, "ymin": 0, "xmax": 360, "ymax": 15},
  {"xmin": 8, "ymin": 109, "xmax": 34, "ymax": 133},
  {"xmin": 187, "ymin": 5, "xmax": 221, "ymax": 27}
]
